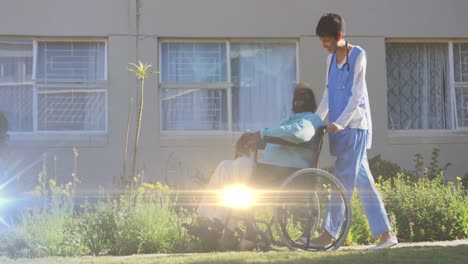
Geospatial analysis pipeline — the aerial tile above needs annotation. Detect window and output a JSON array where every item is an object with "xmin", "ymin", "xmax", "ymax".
[
  {"xmin": 160, "ymin": 40, "xmax": 297, "ymax": 132},
  {"xmin": 386, "ymin": 41, "xmax": 468, "ymax": 130},
  {"xmin": 0, "ymin": 39, "xmax": 107, "ymax": 133},
  {"xmin": 453, "ymin": 43, "xmax": 468, "ymax": 128},
  {"xmin": 0, "ymin": 40, "xmax": 33, "ymax": 132}
]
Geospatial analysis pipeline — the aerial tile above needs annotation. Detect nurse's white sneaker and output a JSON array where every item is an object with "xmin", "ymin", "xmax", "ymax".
[{"xmin": 368, "ymin": 235, "xmax": 398, "ymax": 250}]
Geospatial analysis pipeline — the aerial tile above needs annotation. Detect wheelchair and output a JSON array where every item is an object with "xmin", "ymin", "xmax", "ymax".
[{"xmin": 224, "ymin": 126, "xmax": 352, "ymax": 251}]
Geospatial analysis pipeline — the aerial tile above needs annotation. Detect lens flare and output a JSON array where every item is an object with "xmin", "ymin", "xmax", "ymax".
[{"xmin": 220, "ymin": 185, "xmax": 256, "ymax": 208}]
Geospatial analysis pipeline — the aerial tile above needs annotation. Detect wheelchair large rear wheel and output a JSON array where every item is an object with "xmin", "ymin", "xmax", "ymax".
[{"xmin": 273, "ymin": 168, "xmax": 351, "ymax": 251}]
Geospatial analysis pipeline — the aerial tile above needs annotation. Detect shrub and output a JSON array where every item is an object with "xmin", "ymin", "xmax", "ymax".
[
  {"xmin": 380, "ymin": 173, "xmax": 467, "ymax": 242},
  {"xmin": 345, "ymin": 193, "xmax": 375, "ymax": 246},
  {"xmin": 66, "ymin": 181, "xmax": 195, "ymax": 256},
  {"xmin": 14, "ymin": 154, "xmax": 75, "ymax": 257}
]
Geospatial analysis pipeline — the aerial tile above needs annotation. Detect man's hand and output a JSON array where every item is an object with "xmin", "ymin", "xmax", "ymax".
[
  {"xmin": 244, "ymin": 131, "xmax": 261, "ymax": 148},
  {"xmin": 235, "ymin": 132, "xmax": 260, "ymax": 157},
  {"xmin": 327, "ymin": 122, "xmax": 344, "ymax": 133}
]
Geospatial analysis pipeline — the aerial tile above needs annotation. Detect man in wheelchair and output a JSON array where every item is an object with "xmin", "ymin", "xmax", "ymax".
[{"xmin": 183, "ymin": 82, "xmax": 326, "ymax": 251}]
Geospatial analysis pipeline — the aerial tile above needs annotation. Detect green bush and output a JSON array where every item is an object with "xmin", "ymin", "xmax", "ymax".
[
  {"xmin": 11, "ymin": 155, "xmax": 76, "ymax": 257},
  {"xmin": 380, "ymin": 173, "xmax": 467, "ymax": 242},
  {"xmin": 3, "ymin": 152, "xmax": 194, "ymax": 258},
  {"xmin": 368, "ymin": 154, "xmax": 406, "ymax": 183},
  {"xmin": 4, "ymin": 148, "xmax": 467, "ymax": 258},
  {"xmin": 344, "ymin": 193, "xmax": 375, "ymax": 246},
  {"xmin": 79, "ymin": 198, "xmax": 119, "ymax": 256},
  {"xmin": 77, "ymin": 183, "xmax": 193, "ymax": 256},
  {"xmin": 343, "ymin": 173, "xmax": 467, "ymax": 245},
  {"xmin": 458, "ymin": 173, "xmax": 468, "ymax": 190},
  {"xmin": 342, "ymin": 148, "xmax": 466, "ymax": 245},
  {"xmin": 17, "ymin": 208, "xmax": 71, "ymax": 256}
]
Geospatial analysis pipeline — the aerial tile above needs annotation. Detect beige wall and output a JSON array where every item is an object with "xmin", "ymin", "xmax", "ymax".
[{"xmin": 1, "ymin": 0, "xmax": 467, "ymax": 192}]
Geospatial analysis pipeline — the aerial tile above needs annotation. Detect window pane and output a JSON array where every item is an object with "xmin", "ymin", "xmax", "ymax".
[
  {"xmin": 161, "ymin": 88, "xmax": 227, "ymax": 131},
  {"xmin": 36, "ymin": 42, "xmax": 106, "ymax": 81},
  {"xmin": 231, "ymin": 42, "xmax": 296, "ymax": 131},
  {"xmin": 161, "ymin": 42, "xmax": 227, "ymax": 83},
  {"xmin": 386, "ymin": 43, "xmax": 451, "ymax": 129},
  {"xmin": 454, "ymin": 43, "xmax": 468, "ymax": 83},
  {"xmin": 455, "ymin": 87, "xmax": 468, "ymax": 128},
  {"xmin": 0, "ymin": 40, "xmax": 33, "ymax": 132},
  {"xmin": 37, "ymin": 88, "xmax": 105, "ymax": 131}
]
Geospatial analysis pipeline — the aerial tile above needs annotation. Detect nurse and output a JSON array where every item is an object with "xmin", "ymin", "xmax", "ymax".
[{"xmin": 312, "ymin": 13, "xmax": 398, "ymax": 250}]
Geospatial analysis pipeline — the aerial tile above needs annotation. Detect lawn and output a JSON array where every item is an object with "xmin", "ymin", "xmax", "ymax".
[{"xmin": 1, "ymin": 245, "xmax": 467, "ymax": 264}]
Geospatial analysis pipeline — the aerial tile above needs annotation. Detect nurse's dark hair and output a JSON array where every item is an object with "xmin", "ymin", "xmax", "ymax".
[{"xmin": 316, "ymin": 13, "xmax": 345, "ymax": 39}]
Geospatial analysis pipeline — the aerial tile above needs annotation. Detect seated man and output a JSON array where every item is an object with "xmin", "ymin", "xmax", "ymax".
[{"xmin": 184, "ymin": 82, "xmax": 326, "ymax": 250}]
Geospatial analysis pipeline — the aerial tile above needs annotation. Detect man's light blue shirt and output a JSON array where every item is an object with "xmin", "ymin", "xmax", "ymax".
[{"xmin": 259, "ymin": 112, "xmax": 326, "ymax": 169}]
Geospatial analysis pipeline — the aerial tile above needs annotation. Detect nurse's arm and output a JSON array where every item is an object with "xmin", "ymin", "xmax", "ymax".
[
  {"xmin": 316, "ymin": 88, "xmax": 329, "ymax": 120},
  {"xmin": 316, "ymin": 54, "xmax": 333, "ymax": 120}
]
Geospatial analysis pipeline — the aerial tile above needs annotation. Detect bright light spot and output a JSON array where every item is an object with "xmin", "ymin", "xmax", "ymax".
[
  {"xmin": 0, "ymin": 196, "xmax": 11, "ymax": 227},
  {"xmin": 0, "ymin": 197, "xmax": 8, "ymax": 208},
  {"xmin": 220, "ymin": 185, "xmax": 256, "ymax": 208}
]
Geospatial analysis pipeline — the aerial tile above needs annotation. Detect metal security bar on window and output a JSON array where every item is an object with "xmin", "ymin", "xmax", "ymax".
[
  {"xmin": 0, "ymin": 84, "xmax": 33, "ymax": 132},
  {"xmin": 35, "ymin": 41, "xmax": 107, "ymax": 132},
  {"xmin": 453, "ymin": 43, "xmax": 468, "ymax": 128},
  {"xmin": 455, "ymin": 87, "xmax": 468, "ymax": 128},
  {"xmin": 36, "ymin": 41, "xmax": 106, "ymax": 82},
  {"xmin": 161, "ymin": 42, "xmax": 227, "ymax": 83},
  {"xmin": 454, "ymin": 43, "xmax": 468, "ymax": 83},
  {"xmin": 0, "ymin": 39, "xmax": 34, "ymax": 132},
  {"xmin": 161, "ymin": 88, "xmax": 227, "ymax": 131},
  {"xmin": 37, "ymin": 88, "xmax": 105, "ymax": 131},
  {"xmin": 386, "ymin": 43, "xmax": 450, "ymax": 130}
]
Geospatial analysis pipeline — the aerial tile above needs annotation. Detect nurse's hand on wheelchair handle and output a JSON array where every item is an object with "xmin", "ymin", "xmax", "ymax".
[{"xmin": 327, "ymin": 122, "xmax": 344, "ymax": 133}]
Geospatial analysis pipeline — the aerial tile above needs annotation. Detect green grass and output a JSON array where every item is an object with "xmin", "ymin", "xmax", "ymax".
[{"xmin": 1, "ymin": 245, "xmax": 467, "ymax": 264}]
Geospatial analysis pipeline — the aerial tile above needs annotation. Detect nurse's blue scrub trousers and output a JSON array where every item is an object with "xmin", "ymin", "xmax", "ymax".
[{"xmin": 322, "ymin": 128, "xmax": 392, "ymax": 239}]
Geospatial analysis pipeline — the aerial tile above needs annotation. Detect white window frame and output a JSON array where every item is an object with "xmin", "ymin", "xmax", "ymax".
[
  {"xmin": 451, "ymin": 40, "xmax": 468, "ymax": 130},
  {"xmin": 2, "ymin": 38, "xmax": 108, "ymax": 135},
  {"xmin": 386, "ymin": 38, "xmax": 468, "ymax": 133},
  {"xmin": 158, "ymin": 38, "xmax": 299, "ymax": 135}
]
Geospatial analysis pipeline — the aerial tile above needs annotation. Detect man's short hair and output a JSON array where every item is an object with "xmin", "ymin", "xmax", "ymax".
[{"xmin": 293, "ymin": 82, "xmax": 317, "ymax": 113}]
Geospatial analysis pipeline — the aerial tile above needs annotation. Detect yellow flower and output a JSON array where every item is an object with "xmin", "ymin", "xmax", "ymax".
[
  {"xmin": 142, "ymin": 182, "xmax": 157, "ymax": 190},
  {"xmin": 375, "ymin": 183, "xmax": 381, "ymax": 188},
  {"xmin": 456, "ymin": 176, "xmax": 462, "ymax": 181},
  {"xmin": 156, "ymin": 182, "xmax": 163, "ymax": 190},
  {"xmin": 138, "ymin": 187, "xmax": 145, "ymax": 194},
  {"xmin": 133, "ymin": 177, "xmax": 138, "ymax": 183},
  {"xmin": 49, "ymin": 179, "xmax": 56, "ymax": 187}
]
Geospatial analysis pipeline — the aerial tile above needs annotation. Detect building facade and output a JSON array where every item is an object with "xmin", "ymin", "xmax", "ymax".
[{"xmin": 0, "ymin": 0, "xmax": 467, "ymax": 192}]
